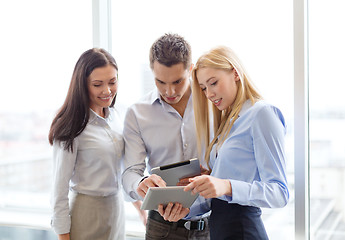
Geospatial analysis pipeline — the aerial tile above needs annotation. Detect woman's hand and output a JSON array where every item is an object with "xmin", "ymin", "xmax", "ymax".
[
  {"xmin": 157, "ymin": 203, "xmax": 190, "ymax": 222},
  {"xmin": 184, "ymin": 175, "xmax": 232, "ymax": 199},
  {"xmin": 177, "ymin": 165, "xmax": 210, "ymax": 186},
  {"xmin": 58, "ymin": 233, "xmax": 70, "ymax": 240},
  {"xmin": 132, "ymin": 201, "xmax": 148, "ymax": 225}
]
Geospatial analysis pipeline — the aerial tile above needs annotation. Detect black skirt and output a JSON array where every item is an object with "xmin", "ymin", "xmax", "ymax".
[{"xmin": 209, "ymin": 198, "xmax": 269, "ymax": 240}]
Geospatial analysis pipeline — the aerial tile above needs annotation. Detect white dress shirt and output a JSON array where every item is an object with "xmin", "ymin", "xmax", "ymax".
[
  {"xmin": 51, "ymin": 107, "xmax": 124, "ymax": 234},
  {"xmin": 122, "ymin": 89, "xmax": 200, "ymax": 200}
]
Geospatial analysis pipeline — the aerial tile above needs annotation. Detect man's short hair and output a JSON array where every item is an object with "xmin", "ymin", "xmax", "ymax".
[{"xmin": 149, "ymin": 33, "xmax": 192, "ymax": 70}]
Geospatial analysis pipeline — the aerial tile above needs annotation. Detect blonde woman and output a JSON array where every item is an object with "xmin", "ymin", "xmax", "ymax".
[{"xmin": 159, "ymin": 46, "xmax": 289, "ymax": 239}]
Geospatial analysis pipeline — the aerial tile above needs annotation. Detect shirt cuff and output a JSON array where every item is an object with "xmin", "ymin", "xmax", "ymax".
[
  {"xmin": 51, "ymin": 216, "xmax": 71, "ymax": 234},
  {"xmin": 229, "ymin": 179, "xmax": 251, "ymax": 205},
  {"xmin": 126, "ymin": 177, "xmax": 143, "ymax": 201},
  {"xmin": 185, "ymin": 196, "xmax": 211, "ymax": 220}
]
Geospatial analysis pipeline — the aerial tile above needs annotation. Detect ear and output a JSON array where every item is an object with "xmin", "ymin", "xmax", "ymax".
[
  {"xmin": 188, "ymin": 63, "xmax": 194, "ymax": 77},
  {"xmin": 233, "ymin": 69, "xmax": 240, "ymax": 82}
]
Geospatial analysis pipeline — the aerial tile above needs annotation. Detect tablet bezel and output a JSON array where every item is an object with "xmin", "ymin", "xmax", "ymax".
[{"xmin": 150, "ymin": 158, "xmax": 201, "ymax": 186}]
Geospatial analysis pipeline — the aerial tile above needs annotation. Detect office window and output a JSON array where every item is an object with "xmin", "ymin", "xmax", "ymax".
[
  {"xmin": 112, "ymin": 1, "xmax": 294, "ymax": 238},
  {"xmin": 309, "ymin": 1, "xmax": 345, "ymax": 239},
  {"xmin": 0, "ymin": 0, "xmax": 92, "ymax": 230}
]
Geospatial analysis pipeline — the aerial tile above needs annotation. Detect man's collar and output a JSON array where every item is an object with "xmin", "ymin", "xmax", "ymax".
[{"xmin": 150, "ymin": 89, "xmax": 163, "ymax": 105}]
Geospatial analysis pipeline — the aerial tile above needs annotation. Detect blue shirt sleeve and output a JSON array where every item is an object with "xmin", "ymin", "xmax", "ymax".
[
  {"xmin": 184, "ymin": 196, "xmax": 211, "ymax": 220},
  {"xmin": 229, "ymin": 105, "xmax": 289, "ymax": 208}
]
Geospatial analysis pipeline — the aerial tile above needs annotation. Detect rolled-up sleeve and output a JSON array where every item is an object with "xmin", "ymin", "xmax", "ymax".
[
  {"xmin": 122, "ymin": 108, "xmax": 148, "ymax": 200},
  {"xmin": 51, "ymin": 140, "xmax": 78, "ymax": 234}
]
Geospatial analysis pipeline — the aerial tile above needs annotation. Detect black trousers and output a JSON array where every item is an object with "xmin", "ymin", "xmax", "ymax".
[{"xmin": 209, "ymin": 199, "xmax": 269, "ymax": 240}]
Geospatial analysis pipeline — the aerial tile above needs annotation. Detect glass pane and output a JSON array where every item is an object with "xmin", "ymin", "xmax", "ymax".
[
  {"xmin": 309, "ymin": 1, "xmax": 345, "ymax": 239},
  {"xmin": 112, "ymin": 0, "xmax": 294, "ymax": 238},
  {"xmin": 0, "ymin": 0, "xmax": 92, "ymax": 229}
]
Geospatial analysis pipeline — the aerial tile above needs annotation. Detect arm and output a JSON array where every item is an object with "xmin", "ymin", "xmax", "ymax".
[
  {"xmin": 121, "ymin": 108, "xmax": 148, "ymax": 200},
  {"xmin": 132, "ymin": 201, "xmax": 148, "ymax": 225},
  {"xmin": 122, "ymin": 108, "xmax": 166, "ymax": 200},
  {"xmin": 230, "ymin": 106, "xmax": 289, "ymax": 208},
  {"xmin": 185, "ymin": 106, "xmax": 289, "ymax": 208},
  {"xmin": 51, "ymin": 140, "xmax": 78, "ymax": 235}
]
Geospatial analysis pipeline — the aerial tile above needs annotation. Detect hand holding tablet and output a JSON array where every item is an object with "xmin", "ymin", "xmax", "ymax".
[
  {"xmin": 140, "ymin": 186, "xmax": 199, "ymax": 210},
  {"xmin": 141, "ymin": 158, "xmax": 202, "ymax": 210},
  {"xmin": 150, "ymin": 158, "xmax": 201, "ymax": 186}
]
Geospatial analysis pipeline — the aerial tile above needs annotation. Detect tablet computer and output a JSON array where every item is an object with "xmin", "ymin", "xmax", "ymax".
[
  {"xmin": 140, "ymin": 186, "xmax": 199, "ymax": 210},
  {"xmin": 150, "ymin": 158, "xmax": 200, "ymax": 186}
]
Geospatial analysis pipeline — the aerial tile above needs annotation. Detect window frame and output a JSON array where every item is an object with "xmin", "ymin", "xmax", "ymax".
[{"xmin": 293, "ymin": 0, "xmax": 310, "ymax": 239}]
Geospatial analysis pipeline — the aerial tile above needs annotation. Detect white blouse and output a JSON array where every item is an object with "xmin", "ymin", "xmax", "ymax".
[{"xmin": 51, "ymin": 107, "xmax": 124, "ymax": 234}]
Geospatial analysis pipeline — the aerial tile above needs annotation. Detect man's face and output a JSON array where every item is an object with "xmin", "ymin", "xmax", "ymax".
[{"xmin": 153, "ymin": 61, "xmax": 191, "ymax": 105}]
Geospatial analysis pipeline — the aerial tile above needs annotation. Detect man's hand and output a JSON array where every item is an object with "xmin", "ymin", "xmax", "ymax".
[
  {"xmin": 137, "ymin": 174, "xmax": 166, "ymax": 198},
  {"xmin": 157, "ymin": 202, "xmax": 190, "ymax": 222},
  {"xmin": 184, "ymin": 175, "xmax": 232, "ymax": 199}
]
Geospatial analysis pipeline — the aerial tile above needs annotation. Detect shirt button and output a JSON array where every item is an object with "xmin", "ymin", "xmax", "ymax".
[{"xmin": 184, "ymin": 144, "xmax": 188, "ymax": 147}]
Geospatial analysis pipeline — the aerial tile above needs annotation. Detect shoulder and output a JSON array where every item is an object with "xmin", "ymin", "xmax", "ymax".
[
  {"xmin": 53, "ymin": 137, "xmax": 79, "ymax": 153},
  {"xmin": 257, "ymin": 100, "xmax": 284, "ymax": 119},
  {"xmin": 249, "ymin": 100, "xmax": 286, "ymax": 130},
  {"xmin": 126, "ymin": 90, "xmax": 160, "ymax": 116},
  {"xmin": 246, "ymin": 100, "xmax": 283, "ymax": 117}
]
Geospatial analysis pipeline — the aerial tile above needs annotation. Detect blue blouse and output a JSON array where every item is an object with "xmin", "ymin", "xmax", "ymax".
[{"xmin": 188, "ymin": 100, "xmax": 289, "ymax": 217}]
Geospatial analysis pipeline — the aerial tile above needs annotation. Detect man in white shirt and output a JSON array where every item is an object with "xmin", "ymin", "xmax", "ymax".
[{"xmin": 122, "ymin": 33, "xmax": 210, "ymax": 239}]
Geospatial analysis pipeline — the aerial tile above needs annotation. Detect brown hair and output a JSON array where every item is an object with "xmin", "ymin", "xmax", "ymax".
[
  {"xmin": 149, "ymin": 33, "xmax": 192, "ymax": 70},
  {"xmin": 48, "ymin": 48, "xmax": 118, "ymax": 152}
]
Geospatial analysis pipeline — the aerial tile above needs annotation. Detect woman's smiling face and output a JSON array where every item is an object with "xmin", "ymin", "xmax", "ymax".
[
  {"xmin": 197, "ymin": 67, "xmax": 239, "ymax": 110},
  {"xmin": 88, "ymin": 64, "xmax": 118, "ymax": 116}
]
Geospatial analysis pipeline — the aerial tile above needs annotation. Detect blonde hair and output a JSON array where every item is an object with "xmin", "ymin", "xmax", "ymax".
[{"xmin": 192, "ymin": 46, "xmax": 262, "ymax": 170}]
